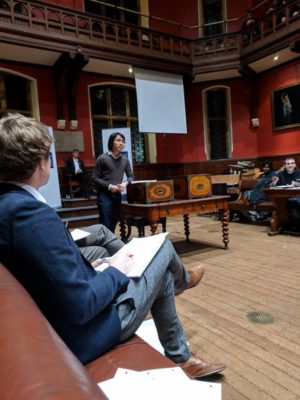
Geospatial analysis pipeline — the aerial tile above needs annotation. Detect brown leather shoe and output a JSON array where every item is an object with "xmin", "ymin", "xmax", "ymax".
[
  {"xmin": 187, "ymin": 266, "xmax": 205, "ymax": 290},
  {"xmin": 175, "ymin": 266, "xmax": 205, "ymax": 296},
  {"xmin": 179, "ymin": 355, "xmax": 226, "ymax": 379}
]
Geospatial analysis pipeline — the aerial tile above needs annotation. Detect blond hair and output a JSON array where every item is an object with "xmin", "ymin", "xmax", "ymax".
[{"xmin": 0, "ymin": 113, "xmax": 53, "ymax": 181}]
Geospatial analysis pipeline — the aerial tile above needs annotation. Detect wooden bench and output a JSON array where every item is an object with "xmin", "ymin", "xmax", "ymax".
[{"xmin": 0, "ymin": 263, "xmax": 175, "ymax": 400}]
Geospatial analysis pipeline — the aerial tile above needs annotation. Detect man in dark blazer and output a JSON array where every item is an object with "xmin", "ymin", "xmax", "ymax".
[
  {"xmin": 0, "ymin": 113, "xmax": 226, "ymax": 378},
  {"xmin": 66, "ymin": 149, "xmax": 92, "ymax": 198}
]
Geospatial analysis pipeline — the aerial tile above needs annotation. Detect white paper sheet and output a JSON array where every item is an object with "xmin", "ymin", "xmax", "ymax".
[{"xmin": 98, "ymin": 367, "xmax": 221, "ymax": 400}]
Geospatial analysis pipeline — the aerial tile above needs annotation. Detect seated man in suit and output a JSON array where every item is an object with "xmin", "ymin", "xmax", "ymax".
[
  {"xmin": 66, "ymin": 149, "xmax": 93, "ymax": 198},
  {"xmin": 272, "ymin": 157, "xmax": 300, "ymax": 230},
  {"xmin": 0, "ymin": 113, "xmax": 226, "ymax": 379}
]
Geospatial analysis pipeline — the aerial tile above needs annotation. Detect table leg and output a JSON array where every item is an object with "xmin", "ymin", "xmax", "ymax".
[
  {"xmin": 183, "ymin": 214, "xmax": 190, "ymax": 241},
  {"xmin": 268, "ymin": 210, "xmax": 280, "ymax": 236},
  {"xmin": 222, "ymin": 209, "xmax": 229, "ymax": 249},
  {"xmin": 268, "ymin": 198, "xmax": 289, "ymax": 236},
  {"xmin": 149, "ymin": 221, "xmax": 159, "ymax": 235},
  {"xmin": 119, "ymin": 218, "xmax": 128, "ymax": 242}
]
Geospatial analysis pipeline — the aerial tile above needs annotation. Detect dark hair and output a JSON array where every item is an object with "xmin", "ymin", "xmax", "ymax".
[
  {"xmin": 261, "ymin": 161, "xmax": 273, "ymax": 170},
  {"xmin": 72, "ymin": 148, "xmax": 79, "ymax": 153},
  {"xmin": 107, "ymin": 132, "xmax": 125, "ymax": 151}
]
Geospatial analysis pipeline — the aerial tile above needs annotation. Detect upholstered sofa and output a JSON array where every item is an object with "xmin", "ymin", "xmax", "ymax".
[
  {"xmin": 0, "ymin": 263, "xmax": 174, "ymax": 400},
  {"xmin": 228, "ymin": 178, "xmax": 276, "ymax": 220}
]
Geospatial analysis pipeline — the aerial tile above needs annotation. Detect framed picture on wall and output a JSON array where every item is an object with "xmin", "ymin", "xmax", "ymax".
[{"xmin": 271, "ymin": 82, "xmax": 300, "ymax": 131}]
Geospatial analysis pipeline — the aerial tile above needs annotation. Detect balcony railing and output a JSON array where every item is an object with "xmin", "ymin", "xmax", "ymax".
[
  {"xmin": 0, "ymin": 0, "xmax": 191, "ymax": 64},
  {"xmin": 241, "ymin": 0, "xmax": 300, "ymax": 50},
  {"xmin": 0, "ymin": 0, "xmax": 300, "ymax": 74}
]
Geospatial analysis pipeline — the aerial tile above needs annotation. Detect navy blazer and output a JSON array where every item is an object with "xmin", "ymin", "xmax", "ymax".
[
  {"xmin": 0, "ymin": 183, "xmax": 129, "ymax": 364},
  {"xmin": 66, "ymin": 157, "xmax": 86, "ymax": 176}
]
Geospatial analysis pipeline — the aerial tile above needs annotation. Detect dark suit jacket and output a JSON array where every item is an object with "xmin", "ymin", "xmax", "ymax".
[
  {"xmin": 66, "ymin": 157, "xmax": 87, "ymax": 177},
  {"xmin": 0, "ymin": 183, "xmax": 129, "ymax": 364}
]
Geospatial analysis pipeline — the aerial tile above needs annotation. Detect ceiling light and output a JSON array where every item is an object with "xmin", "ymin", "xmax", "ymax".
[
  {"xmin": 128, "ymin": 67, "xmax": 133, "ymax": 73},
  {"xmin": 274, "ymin": 55, "xmax": 279, "ymax": 61}
]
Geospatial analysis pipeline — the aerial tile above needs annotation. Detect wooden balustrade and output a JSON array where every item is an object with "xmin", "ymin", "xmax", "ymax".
[{"xmin": 1, "ymin": 0, "xmax": 300, "ymax": 74}]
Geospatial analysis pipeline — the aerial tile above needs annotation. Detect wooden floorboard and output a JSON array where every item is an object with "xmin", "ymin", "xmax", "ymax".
[{"xmin": 121, "ymin": 214, "xmax": 300, "ymax": 400}]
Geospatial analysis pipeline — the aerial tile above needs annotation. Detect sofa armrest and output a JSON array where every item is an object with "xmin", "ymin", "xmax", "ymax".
[
  {"xmin": 86, "ymin": 334, "xmax": 175, "ymax": 383},
  {"xmin": 0, "ymin": 263, "xmax": 107, "ymax": 400}
]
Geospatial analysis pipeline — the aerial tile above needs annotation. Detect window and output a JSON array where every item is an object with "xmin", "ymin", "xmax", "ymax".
[
  {"xmin": 203, "ymin": 86, "xmax": 232, "ymax": 160},
  {"xmin": 0, "ymin": 71, "xmax": 32, "ymax": 117},
  {"xmin": 85, "ymin": 0, "xmax": 140, "ymax": 25},
  {"xmin": 90, "ymin": 85, "xmax": 147, "ymax": 164},
  {"xmin": 200, "ymin": 0, "xmax": 225, "ymax": 37}
]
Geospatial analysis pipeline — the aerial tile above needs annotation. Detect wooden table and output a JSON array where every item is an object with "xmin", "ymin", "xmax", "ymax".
[
  {"xmin": 120, "ymin": 195, "xmax": 230, "ymax": 249},
  {"xmin": 264, "ymin": 188, "xmax": 300, "ymax": 235}
]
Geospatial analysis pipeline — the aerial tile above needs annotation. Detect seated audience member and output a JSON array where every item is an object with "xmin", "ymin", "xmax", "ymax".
[
  {"xmin": 271, "ymin": 157, "xmax": 300, "ymax": 186},
  {"xmin": 241, "ymin": 10, "xmax": 260, "ymax": 44},
  {"xmin": 272, "ymin": 157, "xmax": 300, "ymax": 230},
  {"xmin": 66, "ymin": 149, "xmax": 93, "ymax": 198},
  {"xmin": 242, "ymin": 161, "xmax": 277, "ymax": 221},
  {"xmin": 0, "ymin": 113, "xmax": 226, "ymax": 378}
]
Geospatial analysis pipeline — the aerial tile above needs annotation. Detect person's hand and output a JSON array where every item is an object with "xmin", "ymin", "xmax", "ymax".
[
  {"xmin": 110, "ymin": 184, "xmax": 120, "ymax": 193},
  {"xmin": 108, "ymin": 251, "xmax": 134, "ymax": 275},
  {"xmin": 75, "ymin": 168, "xmax": 83, "ymax": 174},
  {"xmin": 91, "ymin": 259, "xmax": 105, "ymax": 268},
  {"xmin": 271, "ymin": 176, "xmax": 279, "ymax": 186},
  {"xmin": 291, "ymin": 180, "xmax": 300, "ymax": 187},
  {"xmin": 117, "ymin": 182, "xmax": 127, "ymax": 192}
]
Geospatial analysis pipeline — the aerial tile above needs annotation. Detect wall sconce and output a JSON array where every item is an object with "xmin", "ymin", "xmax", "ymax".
[
  {"xmin": 57, "ymin": 119, "xmax": 66, "ymax": 130},
  {"xmin": 251, "ymin": 117, "xmax": 259, "ymax": 128},
  {"xmin": 70, "ymin": 120, "xmax": 78, "ymax": 130}
]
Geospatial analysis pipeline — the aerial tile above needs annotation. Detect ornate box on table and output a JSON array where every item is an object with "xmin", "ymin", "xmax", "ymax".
[
  {"xmin": 173, "ymin": 174, "xmax": 212, "ymax": 199},
  {"xmin": 127, "ymin": 180, "xmax": 174, "ymax": 204}
]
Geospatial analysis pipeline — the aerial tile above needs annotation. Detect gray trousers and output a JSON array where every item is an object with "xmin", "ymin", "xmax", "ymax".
[
  {"xmin": 78, "ymin": 224, "xmax": 191, "ymax": 363},
  {"xmin": 77, "ymin": 224, "xmax": 124, "ymax": 262},
  {"xmin": 115, "ymin": 239, "xmax": 192, "ymax": 364}
]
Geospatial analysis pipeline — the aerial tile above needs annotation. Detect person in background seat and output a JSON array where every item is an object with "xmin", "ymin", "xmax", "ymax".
[
  {"xmin": 242, "ymin": 161, "xmax": 277, "ymax": 221},
  {"xmin": 66, "ymin": 149, "xmax": 93, "ymax": 198},
  {"xmin": 272, "ymin": 157, "xmax": 300, "ymax": 231}
]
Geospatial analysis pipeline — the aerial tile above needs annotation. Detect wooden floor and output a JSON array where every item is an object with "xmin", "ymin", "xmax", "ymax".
[{"xmin": 123, "ymin": 215, "xmax": 300, "ymax": 400}]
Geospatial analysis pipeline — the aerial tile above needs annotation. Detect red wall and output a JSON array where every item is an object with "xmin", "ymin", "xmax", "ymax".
[
  {"xmin": 156, "ymin": 78, "xmax": 258, "ymax": 163},
  {"xmin": 148, "ymin": 0, "xmax": 199, "ymax": 38},
  {"xmin": 256, "ymin": 60, "xmax": 300, "ymax": 156},
  {"xmin": 47, "ymin": 0, "xmax": 84, "ymax": 11},
  {"xmin": 0, "ymin": 62, "xmax": 134, "ymax": 166}
]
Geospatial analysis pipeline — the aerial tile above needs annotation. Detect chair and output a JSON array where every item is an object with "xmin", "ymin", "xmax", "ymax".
[{"xmin": 67, "ymin": 176, "xmax": 81, "ymax": 198}]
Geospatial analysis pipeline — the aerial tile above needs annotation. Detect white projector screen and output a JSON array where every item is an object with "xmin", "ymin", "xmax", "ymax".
[{"xmin": 134, "ymin": 68, "xmax": 187, "ymax": 134}]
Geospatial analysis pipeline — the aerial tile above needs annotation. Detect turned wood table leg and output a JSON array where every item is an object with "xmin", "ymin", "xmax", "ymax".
[
  {"xmin": 119, "ymin": 218, "xmax": 128, "ymax": 242},
  {"xmin": 222, "ymin": 209, "xmax": 229, "ymax": 249},
  {"xmin": 268, "ymin": 210, "xmax": 280, "ymax": 236},
  {"xmin": 183, "ymin": 214, "xmax": 190, "ymax": 241},
  {"xmin": 149, "ymin": 222, "xmax": 159, "ymax": 235}
]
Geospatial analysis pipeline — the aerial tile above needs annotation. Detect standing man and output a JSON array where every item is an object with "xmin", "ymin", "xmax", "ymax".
[
  {"xmin": 92, "ymin": 132, "xmax": 134, "ymax": 233},
  {"xmin": 0, "ymin": 113, "xmax": 226, "ymax": 378},
  {"xmin": 66, "ymin": 149, "xmax": 92, "ymax": 198}
]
